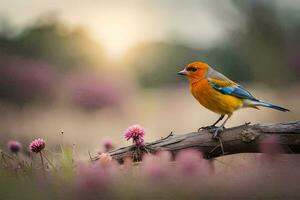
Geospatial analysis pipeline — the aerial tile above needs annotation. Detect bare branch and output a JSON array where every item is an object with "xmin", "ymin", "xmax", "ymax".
[{"xmin": 92, "ymin": 121, "xmax": 300, "ymax": 163}]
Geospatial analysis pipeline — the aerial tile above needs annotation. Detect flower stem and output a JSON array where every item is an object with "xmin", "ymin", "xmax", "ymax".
[
  {"xmin": 42, "ymin": 153, "xmax": 57, "ymax": 171},
  {"xmin": 40, "ymin": 151, "xmax": 46, "ymax": 177}
]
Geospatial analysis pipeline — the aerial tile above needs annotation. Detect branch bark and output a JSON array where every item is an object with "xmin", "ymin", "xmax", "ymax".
[{"xmin": 92, "ymin": 121, "xmax": 300, "ymax": 163}]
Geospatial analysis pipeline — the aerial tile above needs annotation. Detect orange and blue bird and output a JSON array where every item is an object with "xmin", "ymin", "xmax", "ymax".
[{"xmin": 178, "ymin": 61, "xmax": 289, "ymax": 138}]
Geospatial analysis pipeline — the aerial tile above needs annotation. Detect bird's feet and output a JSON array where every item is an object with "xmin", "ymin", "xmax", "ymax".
[
  {"xmin": 212, "ymin": 126, "xmax": 225, "ymax": 139},
  {"xmin": 198, "ymin": 125, "xmax": 218, "ymax": 132},
  {"xmin": 198, "ymin": 125, "xmax": 226, "ymax": 139}
]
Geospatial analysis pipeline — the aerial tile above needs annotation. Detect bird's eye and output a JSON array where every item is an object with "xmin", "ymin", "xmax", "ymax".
[{"xmin": 187, "ymin": 67, "xmax": 198, "ymax": 72}]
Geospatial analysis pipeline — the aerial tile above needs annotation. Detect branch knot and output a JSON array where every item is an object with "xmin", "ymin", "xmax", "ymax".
[{"xmin": 241, "ymin": 129, "xmax": 258, "ymax": 143}]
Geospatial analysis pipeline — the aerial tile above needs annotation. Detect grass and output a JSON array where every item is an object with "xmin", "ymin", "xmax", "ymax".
[{"xmin": 1, "ymin": 138, "xmax": 300, "ymax": 200}]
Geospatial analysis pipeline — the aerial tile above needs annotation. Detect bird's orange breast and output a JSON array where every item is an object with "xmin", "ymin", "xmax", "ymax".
[{"xmin": 190, "ymin": 79, "xmax": 243, "ymax": 114}]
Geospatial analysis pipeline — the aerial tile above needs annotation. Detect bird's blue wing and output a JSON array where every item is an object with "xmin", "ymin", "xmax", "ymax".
[
  {"xmin": 209, "ymin": 82, "xmax": 258, "ymax": 101},
  {"xmin": 206, "ymin": 66, "xmax": 258, "ymax": 101}
]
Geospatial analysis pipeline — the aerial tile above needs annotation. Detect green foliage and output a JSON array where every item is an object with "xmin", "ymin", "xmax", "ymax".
[
  {"xmin": 60, "ymin": 145, "xmax": 75, "ymax": 181},
  {"xmin": 0, "ymin": 18, "xmax": 104, "ymax": 70}
]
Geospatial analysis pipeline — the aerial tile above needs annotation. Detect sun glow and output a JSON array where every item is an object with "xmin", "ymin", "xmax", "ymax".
[{"xmin": 90, "ymin": 11, "xmax": 141, "ymax": 59}]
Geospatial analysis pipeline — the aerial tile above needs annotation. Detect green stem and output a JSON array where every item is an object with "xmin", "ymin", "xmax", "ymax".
[
  {"xmin": 14, "ymin": 153, "xmax": 25, "ymax": 171},
  {"xmin": 1, "ymin": 152, "xmax": 8, "ymax": 166},
  {"xmin": 40, "ymin": 152, "xmax": 46, "ymax": 177},
  {"xmin": 42, "ymin": 154, "xmax": 57, "ymax": 171}
]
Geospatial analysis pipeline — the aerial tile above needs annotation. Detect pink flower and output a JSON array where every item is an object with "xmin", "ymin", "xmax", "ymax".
[
  {"xmin": 29, "ymin": 138, "xmax": 46, "ymax": 153},
  {"xmin": 102, "ymin": 138, "xmax": 114, "ymax": 152},
  {"xmin": 74, "ymin": 162, "xmax": 111, "ymax": 199},
  {"xmin": 7, "ymin": 140, "xmax": 22, "ymax": 153},
  {"xmin": 69, "ymin": 74, "xmax": 124, "ymax": 110},
  {"xmin": 99, "ymin": 153, "xmax": 112, "ymax": 167},
  {"xmin": 259, "ymin": 135, "xmax": 283, "ymax": 161},
  {"xmin": 175, "ymin": 149, "xmax": 213, "ymax": 177},
  {"xmin": 124, "ymin": 124, "xmax": 145, "ymax": 146},
  {"xmin": 142, "ymin": 151, "xmax": 172, "ymax": 180}
]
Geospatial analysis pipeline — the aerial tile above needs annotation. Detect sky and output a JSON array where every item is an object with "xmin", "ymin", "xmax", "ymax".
[
  {"xmin": 1, "ymin": 0, "xmax": 300, "ymax": 56},
  {"xmin": 0, "ymin": 0, "xmax": 247, "ymax": 58}
]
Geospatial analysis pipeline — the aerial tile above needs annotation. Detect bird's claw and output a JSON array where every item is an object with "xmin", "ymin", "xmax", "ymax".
[
  {"xmin": 212, "ymin": 126, "xmax": 224, "ymax": 139},
  {"xmin": 198, "ymin": 125, "xmax": 217, "ymax": 132},
  {"xmin": 199, "ymin": 125, "xmax": 227, "ymax": 139}
]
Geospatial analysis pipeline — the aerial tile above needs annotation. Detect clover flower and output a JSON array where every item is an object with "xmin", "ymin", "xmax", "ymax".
[
  {"xmin": 99, "ymin": 153, "xmax": 113, "ymax": 167},
  {"xmin": 142, "ymin": 151, "xmax": 172, "ymax": 180},
  {"xmin": 102, "ymin": 138, "xmax": 114, "ymax": 152},
  {"xmin": 124, "ymin": 124, "xmax": 145, "ymax": 146},
  {"xmin": 7, "ymin": 140, "xmax": 22, "ymax": 153},
  {"xmin": 29, "ymin": 138, "xmax": 46, "ymax": 153},
  {"xmin": 176, "ymin": 149, "xmax": 213, "ymax": 177},
  {"xmin": 259, "ymin": 135, "xmax": 283, "ymax": 161},
  {"xmin": 74, "ymin": 162, "xmax": 111, "ymax": 199}
]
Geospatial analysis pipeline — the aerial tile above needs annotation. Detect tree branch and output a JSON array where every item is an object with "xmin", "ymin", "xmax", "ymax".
[{"xmin": 92, "ymin": 121, "xmax": 300, "ymax": 163}]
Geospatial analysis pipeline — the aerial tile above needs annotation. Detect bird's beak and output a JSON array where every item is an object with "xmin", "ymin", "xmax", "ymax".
[{"xmin": 177, "ymin": 69, "xmax": 187, "ymax": 76}]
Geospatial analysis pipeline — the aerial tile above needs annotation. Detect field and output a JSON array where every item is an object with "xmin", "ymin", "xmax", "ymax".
[
  {"xmin": 1, "ymin": 1, "xmax": 300, "ymax": 199},
  {"xmin": 1, "ymin": 86, "xmax": 299, "ymax": 199}
]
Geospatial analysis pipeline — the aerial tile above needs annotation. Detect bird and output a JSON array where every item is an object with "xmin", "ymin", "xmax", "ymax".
[{"xmin": 178, "ymin": 61, "xmax": 289, "ymax": 138}]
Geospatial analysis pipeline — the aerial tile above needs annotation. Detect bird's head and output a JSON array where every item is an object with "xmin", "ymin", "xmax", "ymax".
[{"xmin": 178, "ymin": 62, "xmax": 209, "ymax": 82}]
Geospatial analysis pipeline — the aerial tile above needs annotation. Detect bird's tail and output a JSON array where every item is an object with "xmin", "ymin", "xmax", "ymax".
[{"xmin": 248, "ymin": 100, "xmax": 289, "ymax": 112}]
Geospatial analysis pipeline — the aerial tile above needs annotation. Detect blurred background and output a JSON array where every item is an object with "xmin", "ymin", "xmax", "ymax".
[{"xmin": 0, "ymin": 0, "xmax": 299, "ymax": 154}]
